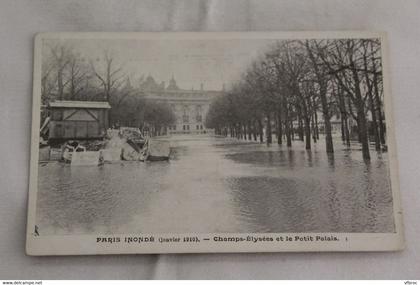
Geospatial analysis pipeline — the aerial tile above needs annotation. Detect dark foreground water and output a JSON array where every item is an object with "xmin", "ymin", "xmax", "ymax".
[{"xmin": 36, "ymin": 135, "xmax": 395, "ymax": 235}]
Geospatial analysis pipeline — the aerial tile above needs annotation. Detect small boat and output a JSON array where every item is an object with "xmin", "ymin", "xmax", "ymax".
[
  {"xmin": 62, "ymin": 141, "xmax": 101, "ymax": 166},
  {"xmin": 71, "ymin": 150, "xmax": 102, "ymax": 166},
  {"xmin": 63, "ymin": 142, "xmax": 87, "ymax": 163},
  {"xmin": 143, "ymin": 139, "xmax": 171, "ymax": 161}
]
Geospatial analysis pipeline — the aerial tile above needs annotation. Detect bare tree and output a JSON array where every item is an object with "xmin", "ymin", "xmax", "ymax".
[
  {"xmin": 206, "ymin": 38, "xmax": 385, "ymax": 161},
  {"xmin": 48, "ymin": 44, "xmax": 74, "ymax": 100},
  {"xmin": 317, "ymin": 39, "xmax": 371, "ymax": 160},
  {"xmin": 41, "ymin": 55, "xmax": 56, "ymax": 104},
  {"xmin": 67, "ymin": 53, "xmax": 89, "ymax": 100},
  {"xmin": 271, "ymin": 41, "xmax": 312, "ymax": 150},
  {"xmin": 305, "ymin": 39, "xmax": 334, "ymax": 153},
  {"xmin": 90, "ymin": 50, "xmax": 124, "ymax": 102}
]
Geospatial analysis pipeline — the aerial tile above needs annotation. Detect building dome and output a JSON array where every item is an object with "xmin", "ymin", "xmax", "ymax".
[
  {"xmin": 167, "ymin": 75, "xmax": 179, "ymax": 90},
  {"xmin": 140, "ymin": 75, "xmax": 162, "ymax": 91}
]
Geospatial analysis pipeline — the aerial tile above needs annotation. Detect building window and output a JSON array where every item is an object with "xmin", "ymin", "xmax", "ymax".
[
  {"xmin": 196, "ymin": 105, "xmax": 202, "ymax": 122},
  {"xmin": 200, "ymin": 125, "xmax": 203, "ymax": 130},
  {"xmin": 173, "ymin": 125, "xmax": 176, "ymax": 130},
  {"xmin": 183, "ymin": 105, "xmax": 189, "ymax": 123},
  {"xmin": 183, "ymin": 125, "xmax": 186, "ymax": 131},
  {"xmin": 196, "ymin": 125, "xmax": 199, "ymax": 130}
]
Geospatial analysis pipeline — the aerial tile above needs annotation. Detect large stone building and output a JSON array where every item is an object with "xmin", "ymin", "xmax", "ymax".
[{"xmin": 141, "ymin": 75, "xmax": 223, "ymax": 134}]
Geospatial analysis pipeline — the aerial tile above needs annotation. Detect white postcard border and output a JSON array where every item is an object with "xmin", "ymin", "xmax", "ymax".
[{"xmin": 26, "ymin": 31, "xmax": 404, "ymax": 255}]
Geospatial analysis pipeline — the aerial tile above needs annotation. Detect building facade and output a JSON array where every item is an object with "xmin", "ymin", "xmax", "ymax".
[{"xmin": 141, "ymin": 75, "xmax": 223, "ymax": 134}]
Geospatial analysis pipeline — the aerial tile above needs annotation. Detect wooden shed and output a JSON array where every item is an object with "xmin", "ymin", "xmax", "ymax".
[{"xmin": 47, "ymin": 100, "xmax": 111, "ymax": 141}]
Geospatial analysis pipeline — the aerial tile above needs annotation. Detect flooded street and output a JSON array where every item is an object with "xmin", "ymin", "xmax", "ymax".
[{"xmin": 36, "ymin": 135, "xmax": 395, "ymax": 235}]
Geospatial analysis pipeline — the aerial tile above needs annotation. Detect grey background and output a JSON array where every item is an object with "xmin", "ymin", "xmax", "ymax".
[{"xmin": 0, "ymin": 0, "xmax": 419, "ymax": 279}]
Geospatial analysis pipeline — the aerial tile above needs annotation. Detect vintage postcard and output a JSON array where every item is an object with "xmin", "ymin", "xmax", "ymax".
[{"xmin": 26, "ymin": 32, "xmax": 404, "ymax": 255}]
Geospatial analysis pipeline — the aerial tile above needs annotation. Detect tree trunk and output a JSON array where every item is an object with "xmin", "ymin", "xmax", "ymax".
[
  {"xmin": 258, "ymin": 119, "xmax": 264, "ymax": 143},
  {"xmin": 368, "ymin": 89, "xmax": 380, "ymax": 150},
  {"xmin": 70, "ymin": 65, "xmax": 75, "ymax": 100},
  {"xmin": 371, "ymin": 40, "xmax": 386, "ymax": 145},
  {"xmin": 363, "ymin": 46, "xmax": 381, "ymax": 151},
  {"xmin": 351, "ymin": 65, "xmax": 370, "ymax": 160},
  {"xmin": 300, "ymin": 95, "xmax": 311, "ymax": 150},
  {"xmin": 344, "ymin": 118, "xmax": 350, "ymax": 147},
  {"xmin": 304, "ymin": 115, "xmax": 311, "ymax": 150},
  {"xmin": 285, "ymin": 119, "xmax": 292, "ymax": 147},
  {"xmin": 339, "ymin": 92, "xmax": 350, "ymax": 147},
  {"xmin": 57, "ymin": 68, "xmax": 64, "ymax": 100},
  {"xmin": 346, "ymin": 96, "xmax": 357, "ymax": 143},
  {"xmin": 266, "ymin": 113, "xmax": 272, "ymax": 144},
  {"xmin": 290, "ymin": 120, "xmax": 295, "ymax": 141},
  {"xmin": 311, "ymin": 111, "xmax": 317, "ymax": 143},
  {"xmin": 323, "ymin": 115, "xmax": 334, "ymax": 153},
  {"xmin": 253, "ymin": 120, "xmax": 258, "ymax": 141},
  {"xmin": 277, "ymin": 111, "xmax": 283, "ymax": 145},
  {"xmin": 283, "ymin": 100, "xmax": 292, "ymax": 147},
  {"xmin": 356, "ymin": 109, "xmax": 370, "ymax": 160},
  {"xmin": 297, "ymin": 108, "xmax": 304, "ymax": 141},
  {"xmin": 306, "ymin": 41, "xmax": 333, "ymax": 153},
  {"xmin": 314, "ymin": 108, "xmax": 319, "ymax": 140},
  {"xmin": 373, "ymin": 69, "xmax": 386, "ymax": 145}
]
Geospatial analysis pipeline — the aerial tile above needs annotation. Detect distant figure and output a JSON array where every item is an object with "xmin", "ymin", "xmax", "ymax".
[{"xmin": 34, "ymin": 225, "xmax": 39, "ymax": 236}]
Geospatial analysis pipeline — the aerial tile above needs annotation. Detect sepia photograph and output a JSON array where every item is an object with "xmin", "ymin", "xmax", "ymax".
[{"xmin": 26, "ymin": 32, "xmax": 403, "ymax": 255}]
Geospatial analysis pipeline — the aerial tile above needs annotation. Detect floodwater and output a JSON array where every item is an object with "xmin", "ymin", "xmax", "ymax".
[{"xmin": 36, "ymin": 135, "xmax": 395, "ymax": 235}]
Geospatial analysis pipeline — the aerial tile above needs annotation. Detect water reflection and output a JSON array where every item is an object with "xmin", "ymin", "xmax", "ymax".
[
  {"xmin": 36, "ymin": 135, "xmax": 395, "ymax": 235},
  {"xmin": 327, "ymin": 152, "xmax": 335, "ymax": 170}
]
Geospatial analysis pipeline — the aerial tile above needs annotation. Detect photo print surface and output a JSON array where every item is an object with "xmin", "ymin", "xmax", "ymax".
[{"xmin": 26, "ymin": 32, "xmax": 403, "ymax": 255}]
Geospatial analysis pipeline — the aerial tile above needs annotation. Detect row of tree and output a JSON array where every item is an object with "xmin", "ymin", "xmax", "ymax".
[
  {"xmin": 205, "ymin": 39, "xmax": 386, "ymax": 160},
  {"xmin": 41, "ymin": 43, "xmax": 175, "ymax": 135},
  {"xmin": 109, "ymin": 80, "xmax": 176, "ymax": 136}
]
